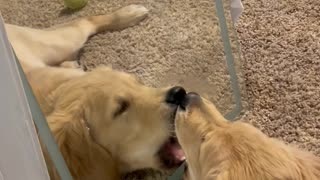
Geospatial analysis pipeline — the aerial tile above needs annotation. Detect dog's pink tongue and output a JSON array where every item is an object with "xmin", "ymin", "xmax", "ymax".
[{"xmin": 169, "ymin": 143, "xmax": 185, "ymax": 162}]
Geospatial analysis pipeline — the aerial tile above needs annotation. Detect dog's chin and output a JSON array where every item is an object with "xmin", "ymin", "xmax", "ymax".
[{"xmin": 158, "ymin": 136, "xmax": 185, "ymax": 170}]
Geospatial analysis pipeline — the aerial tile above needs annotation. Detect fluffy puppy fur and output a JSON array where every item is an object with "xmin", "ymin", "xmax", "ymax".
[{"xmin": 175, "ymin": 93, "xmax": 320, "ymax": 180}]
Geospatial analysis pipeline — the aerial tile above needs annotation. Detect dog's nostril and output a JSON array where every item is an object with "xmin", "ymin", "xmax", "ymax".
[
  {"xmin": 165, "ymin": 86, "xmax": 187, "ymax": 105},
  {"xmin": 180, "ymin": 92, "xmax": 201, "ymax": 110}
]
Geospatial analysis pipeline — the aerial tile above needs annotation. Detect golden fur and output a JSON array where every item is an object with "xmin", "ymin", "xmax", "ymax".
[
  {"xmin": 5, "ymin": 5, "xmax": 179, "ymax": 180},
  {"xmin": 175, "ymin": 96, "xmax": 320, "ymax": 180}
]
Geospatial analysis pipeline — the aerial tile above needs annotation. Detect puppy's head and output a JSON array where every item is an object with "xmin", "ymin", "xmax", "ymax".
[
  {"xmin": 51, "ymin": 67, "xmax": 185, "ymax": 173},
  {"xmin": 174, "ymin": 92, "xmax": 229, "ymax": 179},
  {"xmin": 175, "ymin": 92, "xmax": 227, "ymax": 151}
]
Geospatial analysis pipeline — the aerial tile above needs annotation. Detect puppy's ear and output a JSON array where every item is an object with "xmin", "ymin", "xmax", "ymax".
[
  {"xmin": 47, "ymin": 110, "xmax": 120, "ymax": 179},
  {"xmin": 45, "ymin": 72, "xmax": 119, "ymax": 178},
  {"xmin": 46, "ymin": 112, "xmax": 92, "ymax": 179}
]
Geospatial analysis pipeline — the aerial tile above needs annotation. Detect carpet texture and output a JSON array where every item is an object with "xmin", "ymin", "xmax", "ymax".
[
  {"xmin": 237, "ymin": 0, "xmax": 320, "ymax": 155},
  {"xmin": 1, "ymin": 0, "xmax": 319, "ymax": 179}
]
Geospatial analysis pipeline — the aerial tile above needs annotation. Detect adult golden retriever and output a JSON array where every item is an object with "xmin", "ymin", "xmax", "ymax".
[
  {"xmin": 175, "ymin": 92, "xmax": 320, "ymax": 180},
  {"xmin": 4, "ymin": 5, "xmax": 186, "ymax": 180}
]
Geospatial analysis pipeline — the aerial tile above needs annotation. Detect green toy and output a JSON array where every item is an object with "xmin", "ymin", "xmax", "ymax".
[{"xmin": 64, "ymin": 0, "xmax": 88, "ymax": 10}]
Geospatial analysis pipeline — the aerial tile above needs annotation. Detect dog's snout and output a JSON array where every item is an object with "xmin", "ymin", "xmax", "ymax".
[
  {"xmin": 180, "ymin": 92, "xmax": 201, "ymax": 110},
  {"xmin": 165, "ymin": 86, "xmax": 187, "ymax": 105}
]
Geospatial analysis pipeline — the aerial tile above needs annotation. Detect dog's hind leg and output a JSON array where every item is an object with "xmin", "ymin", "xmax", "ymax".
[{"xmin": 6, "ymin": 5, "xmax": 148, "ymax": 69}]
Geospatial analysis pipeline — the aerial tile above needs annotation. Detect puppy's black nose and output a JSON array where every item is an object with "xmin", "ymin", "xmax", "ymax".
[
  {"xmin": 165, "ymin": 86, "xmax": 186, "ymax": 105},
  {"xmin": 180, "ymin": 92, "xmax": 201, "ymax": 110}
]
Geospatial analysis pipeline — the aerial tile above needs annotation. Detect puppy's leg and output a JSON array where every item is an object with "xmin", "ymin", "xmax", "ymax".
[
  {"xmin": 87, "ymin": 4, "xmax": 149, "ymax": 32},
  {"xmin": 59, "ymin": 61, "xmax": 81, "ymax": 69},
  {"xmin": 7, "ymin": 5, "xmax": 148, "ymax": 69}
]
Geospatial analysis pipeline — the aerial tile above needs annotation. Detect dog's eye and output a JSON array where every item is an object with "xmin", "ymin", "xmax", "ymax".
[{"xmin": 114, "ymin": 99, "xmax": 130, "ymax": 118}]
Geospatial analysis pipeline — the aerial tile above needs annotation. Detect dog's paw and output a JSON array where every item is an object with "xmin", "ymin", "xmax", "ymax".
[
  {"xmin": 60, "ymin": 61, "xmax": 81, "ymax": 69},
  {"xmin": 112, "ymin": 5, "xmax": 149, "ymax": 29}
]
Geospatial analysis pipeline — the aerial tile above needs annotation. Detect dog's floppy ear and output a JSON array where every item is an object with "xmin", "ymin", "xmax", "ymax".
[
  {"xmin": 46, "ymin": 111, "xmax": 92, "ymax": 179},
  {"xmin": 46, "ymin": 86, "xmax": 119, "ymax": 179},
  {"xmin": 47, "ymin": 109, "xmax": 120, "ymax": 179},
  {"xmin": 44, "ymin": 72, "xmax": 120, "ymax": 178}
]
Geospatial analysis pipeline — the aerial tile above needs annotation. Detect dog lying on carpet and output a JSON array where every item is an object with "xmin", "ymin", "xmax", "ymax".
[
  {"xmin": 175, "ymin": 92, "xmax": 320, "ymax": 180},
  {"xmin": 4, "ymin": 5, "xmax": 186, "ymax": 179}
]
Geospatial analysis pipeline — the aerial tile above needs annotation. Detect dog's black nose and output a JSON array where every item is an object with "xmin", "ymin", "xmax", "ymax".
[
  {"xmin": 180, "ymin": 92, "xmax": 201, "ymax": 110},
  {"xmin": 165, "ymin": 86, "xmax": 186, "ymax": 105}
]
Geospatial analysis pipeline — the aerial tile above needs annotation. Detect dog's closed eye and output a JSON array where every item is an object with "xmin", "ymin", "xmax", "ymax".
[{"xmin": 114, "ymin": 99, "xmax": 130, "ymax": 118}]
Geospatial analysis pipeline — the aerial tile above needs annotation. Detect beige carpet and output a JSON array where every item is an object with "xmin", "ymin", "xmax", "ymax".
[
  {"xmin": 237, "ymin": 0, "xmax": 320, "ymax": 156},
  {"xmin": 1, "ymin": 0, "xmax": 319, "ymax": 179}
]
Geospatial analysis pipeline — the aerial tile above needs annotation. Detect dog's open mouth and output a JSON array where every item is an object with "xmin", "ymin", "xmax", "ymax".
[{"xmin": 158, "ymin": 136, "xmax": 185, "ymax": 169}]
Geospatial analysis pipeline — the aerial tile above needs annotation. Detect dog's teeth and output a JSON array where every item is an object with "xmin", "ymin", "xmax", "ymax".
[{"xmin": 178, "ymin": 155, "xmax": 186, "ymax": 161}]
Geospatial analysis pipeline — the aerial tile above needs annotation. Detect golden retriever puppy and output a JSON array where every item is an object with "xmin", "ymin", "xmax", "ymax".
[
  {"xmin": 175, "ymin": 92, "xmax": 320, "ymax": 180},
  {"xmin": 4, "ymin": 5, "xmax": 186, "ymax": 180}
]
